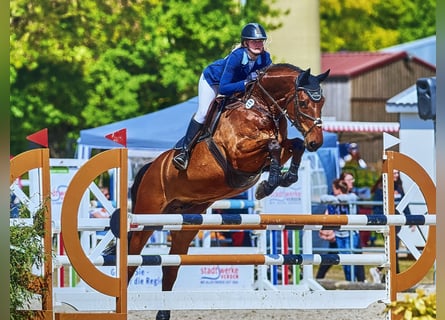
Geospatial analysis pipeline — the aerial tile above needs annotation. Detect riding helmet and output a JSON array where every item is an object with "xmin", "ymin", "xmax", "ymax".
[{"xmin": 241, "ymin": 23, "xmax": 267, "ymax": 41}]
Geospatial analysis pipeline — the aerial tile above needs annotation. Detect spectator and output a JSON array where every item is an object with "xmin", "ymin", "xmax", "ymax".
[
  {"xmin": 10, "ymin": 192, "xmax": 20, "ymax": 218},
  {"xmin": 315, "ymin": 228, "xmax": 337, "ymax": 279},
  {"xmin": 320, "ymin": 178, "xmax": 364, "ymax": 281},
  {"xmin": 369, "ymin": 170, "xmax": 413, "ymax": 283},
  {"xmin": 339, "ymin": 173, "xmax": 366, "ymax": 282},
  {"xmin": 340, "ymin": 142, "xmax": 367, "ymax": 169},
  {"xmin": 90, "ymin": 186, "xmax": 115, "ymax": 237}
]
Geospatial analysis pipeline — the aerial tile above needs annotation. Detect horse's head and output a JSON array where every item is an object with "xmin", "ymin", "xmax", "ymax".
[
  {"xmin": 290, "ymin": 67, "xmax": 330, "ymax": 151},
  {"xmin": 253, "ymin": 65, "xmax": 330, "ymax": 152}
]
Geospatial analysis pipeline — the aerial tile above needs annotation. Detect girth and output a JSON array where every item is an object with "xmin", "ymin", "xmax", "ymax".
[{"xmin": 206, "ymin": 138, "xmax": 261, "ymax": 190}]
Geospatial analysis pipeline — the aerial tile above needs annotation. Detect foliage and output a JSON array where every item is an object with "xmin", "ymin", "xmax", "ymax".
[
  {"xmin": 10, "ymin": 0, "xmax": 282, "ymax": 157},
  {"xmin": 342, "ymin": 164, "xmax": 380, "ymax": 190},
  {"xmin": 385, "ymin": 288, "xmax": 436, "ymax": 319},
  {"xmin": 10, "ymin": 1, "xmax": 436, "ymax": 157},
  {"xmin": 10, "ymin": 205, "xmax": 46, "ymax": 320},
  {"xmin": 320, "ymin": 0, "xmax": 436, "ymax": 52}
]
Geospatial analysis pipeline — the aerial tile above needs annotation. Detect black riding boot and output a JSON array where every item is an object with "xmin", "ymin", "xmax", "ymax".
[{"xmin": 172, "ymin": 118, "xmax": 203, "ymax": 171}]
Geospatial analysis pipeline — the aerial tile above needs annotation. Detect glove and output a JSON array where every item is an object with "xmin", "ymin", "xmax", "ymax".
[{"xmin": 246, "ymin": 72, "xmax": 258, "ymax": 82}]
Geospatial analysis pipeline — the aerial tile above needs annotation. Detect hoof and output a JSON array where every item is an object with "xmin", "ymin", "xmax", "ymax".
[
  {"xmin": 156, "ymin": 310, "xmax": 171, "ymax": 320},
  {"xmin": 255, "ymin": 180, "xmax": 274, "ymax": 200}
]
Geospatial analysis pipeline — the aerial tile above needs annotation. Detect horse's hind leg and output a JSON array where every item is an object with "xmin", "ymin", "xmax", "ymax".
[
  {"xmin": 279, "ymin": 137, "xmax": 305, "ymax": 187},
  {"xmin": 156, "ymin": 230, "xmax": 198, "ymax": 320}
]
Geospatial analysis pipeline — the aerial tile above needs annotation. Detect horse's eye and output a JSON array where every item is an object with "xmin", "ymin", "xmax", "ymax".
[{"xmin": 299, "ymin": 100, "xmax": 307, "ymax": 108}]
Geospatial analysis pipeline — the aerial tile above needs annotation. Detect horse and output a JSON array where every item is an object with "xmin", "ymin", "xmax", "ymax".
[{"xmin": 129, "ymin": 64, "xmax": 329, "ymax": 320}]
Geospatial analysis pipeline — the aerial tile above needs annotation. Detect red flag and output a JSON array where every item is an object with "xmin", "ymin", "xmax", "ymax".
[
  {"xmin": 105, "ymin": 128, "xmax": 127, "ymax": 147},
  {"xmin": 26, "ymin": 128, "xmax": 48, "ymax": 148}
]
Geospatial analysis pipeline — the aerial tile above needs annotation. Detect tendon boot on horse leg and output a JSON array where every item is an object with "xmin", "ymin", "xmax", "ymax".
[
  {"xmin": 255, "ymin": 140, "xmax": 282, "ymax": 200},
  {"xmin": 280, "ymin": 138, "xmax": 305, "ymax": 187},
  {"xmin": 172, "ymin": 117, "xmax": 203, "ymax": 170}
]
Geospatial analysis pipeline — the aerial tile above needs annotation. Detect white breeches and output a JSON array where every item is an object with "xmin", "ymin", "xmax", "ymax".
[{"xmin": 194, "ymin": 73, "xmax": 218, "ymax": 124}]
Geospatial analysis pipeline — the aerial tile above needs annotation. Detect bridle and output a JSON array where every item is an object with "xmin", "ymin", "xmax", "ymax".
[
  {"xmin": 245, "ymin": 71, "xmax": 323, "ymax": 138},
  {"xmin": 294, "ymin": 86, "xmax": 324, "ymax": 137}
]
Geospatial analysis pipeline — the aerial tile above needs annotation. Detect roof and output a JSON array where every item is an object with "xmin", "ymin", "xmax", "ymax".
[
  {"xmin": 385, "ymin": 84, "xmax": 418, "ymax": 114},
  {"xmin": 380, "ymin": 35, "xmax": 436, "ymax": 66},
  {"xmin": 321, "ymin": 51, "xmax": 435, "ymax": 78},
  {"xmin": 323, "ymin": 120, "xmax": 399, "ymax": 133}
]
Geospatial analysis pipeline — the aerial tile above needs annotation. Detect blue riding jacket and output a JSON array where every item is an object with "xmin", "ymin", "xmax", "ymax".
[{"xmin": 203, "ymin": 47, "xmax": 272, "ymax": 96}]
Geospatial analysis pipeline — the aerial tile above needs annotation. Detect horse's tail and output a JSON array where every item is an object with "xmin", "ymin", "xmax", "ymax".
[{"xmin": 130, "ymin": 162, "xmax": 152, "ymax": 212}]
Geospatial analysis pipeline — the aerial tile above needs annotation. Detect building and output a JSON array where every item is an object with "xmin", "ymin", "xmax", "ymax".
[{"xmin": 320, "ymin": 51, "xmax": 435, "ymax": 165}]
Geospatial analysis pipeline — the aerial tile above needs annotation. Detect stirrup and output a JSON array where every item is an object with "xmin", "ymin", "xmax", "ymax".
[{"xmin": 172, "ymin": 151, "xmax": 189, "ymax": 171}]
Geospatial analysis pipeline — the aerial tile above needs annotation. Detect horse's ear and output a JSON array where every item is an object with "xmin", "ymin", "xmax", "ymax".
[
  {"xmin": 298, "ymin": 68, "xmax": 310, "ymax": 86},
  {"xmin": 317, "ymin": 69, "xmax": 330, "ymax": 83}
]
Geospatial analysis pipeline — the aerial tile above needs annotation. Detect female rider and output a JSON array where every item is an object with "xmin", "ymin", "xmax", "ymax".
[{"xmin": 173, "ymin": 22, "xmax": 273, "ymax": 170}]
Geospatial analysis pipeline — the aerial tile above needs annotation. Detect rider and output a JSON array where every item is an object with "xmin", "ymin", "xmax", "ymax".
[{"xmin": 172, "ymin": 22, "xmax": 273, "ymax": 171}]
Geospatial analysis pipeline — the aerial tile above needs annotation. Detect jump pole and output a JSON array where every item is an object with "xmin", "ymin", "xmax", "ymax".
[
  {"xmin": 124, "ymin": 212, "xmax": 435, "ymax": 227},
  {"xmin": 56, "ymin": 253, "xmax": 388, "ymax": 267}
]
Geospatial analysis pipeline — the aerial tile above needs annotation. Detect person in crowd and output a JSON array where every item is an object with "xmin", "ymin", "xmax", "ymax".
[
  {"xmin": 90, "ymin": 186, "xmax": 113, "ymax": 218},
  {"xmin": 320, "ymin": 178, "xmax": 364, "ymax": 281},
  {"xmin": 10, "ymin": 192, "xmax": 20, "ymax": 218},
  {"xmin": 340, "ymin": 142, "xmax": 367, "ymax": 169},
  {"xmin": 172, "ymin": 23, "xmax": 272, "ymax": 171},
  {"xmin": 90, "ymin": 186, "xmax": 115, "ymax": 237},
  {"xmin": 316, "ymin": 228, "xmax": 337, "ymax": 279},
  {"xmin": 339, "ymin": 172, "xmax": 366, "ymax": 282},
  {"xmin": 369, "ymin": 170, "xmax": 413, "ymax": 283},
  {"xmin": 339, "ymin": 171, "xmax": 357, "ymax": 194}
]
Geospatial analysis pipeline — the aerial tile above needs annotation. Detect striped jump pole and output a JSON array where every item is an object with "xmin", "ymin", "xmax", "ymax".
[
  {"xmin": 109, "ymin": 210, "xmax": 435, "ymax": 238},
  {"xmin": 128, "ymin": 212, "xmax": 435, "ymax": 226},
  {"xmin": 64, "ymin": 218, "xmax": 401, "ymax": 232},
  {"xmin": 56, "ymin": 253, "xmax": 387, "ymax": 267}
]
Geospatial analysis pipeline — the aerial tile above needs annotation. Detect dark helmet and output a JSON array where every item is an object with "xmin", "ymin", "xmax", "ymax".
[{"xmin": 241, "ymin": 23, "xmax": 267, "ymax": 41}]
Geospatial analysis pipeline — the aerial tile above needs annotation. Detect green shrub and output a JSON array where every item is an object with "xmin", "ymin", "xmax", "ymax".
[{"xmin": 10, "ymin": 205, "xmax": 46, "ymax": 320}]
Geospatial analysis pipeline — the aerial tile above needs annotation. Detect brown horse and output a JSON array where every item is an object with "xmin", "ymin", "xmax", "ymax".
[{"xmin": 129, "ymin": 64, "xmax": 329, "ymax": 320}]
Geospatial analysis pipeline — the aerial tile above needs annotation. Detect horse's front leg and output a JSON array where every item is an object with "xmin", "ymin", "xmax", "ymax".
[
  {"xmin": 279, "ymin": 137, "xmax": 305, "ymax": 187},
  {"xmin": 255, "ymin": 139, "xmax": 282, "ymax": 200}
]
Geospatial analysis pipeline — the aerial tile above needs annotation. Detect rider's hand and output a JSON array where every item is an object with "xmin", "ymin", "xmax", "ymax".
[{"xmin": 246, "ymin": 72, "xmax": 258, "ymax": 82}]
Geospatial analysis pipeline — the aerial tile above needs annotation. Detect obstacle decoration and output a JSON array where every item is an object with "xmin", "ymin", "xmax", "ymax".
[
  {"xmin": 383, "ymin": 151, "xmax": 436, "ymax": 301},
  {"xmin": 9, "ymin": 148, "xmax": 436, "ymax": 320},
  {"xmin": 10, "ymin": 149, "xmax": 53, "ymax": 320}
]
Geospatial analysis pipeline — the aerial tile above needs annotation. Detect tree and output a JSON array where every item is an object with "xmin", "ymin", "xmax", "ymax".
[
  {"xmin": 10, "ymin": 0, "xmax": 282, "ymax": 157},
  {"xmin": 320, "ymin": 0, "xmax": 436, "ymax": 52}
]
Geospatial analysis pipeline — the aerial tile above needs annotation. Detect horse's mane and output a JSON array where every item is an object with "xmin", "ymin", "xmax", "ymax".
[{"xmin": 260, "ymin": 63, "xmax": 304, "ymax": 74}]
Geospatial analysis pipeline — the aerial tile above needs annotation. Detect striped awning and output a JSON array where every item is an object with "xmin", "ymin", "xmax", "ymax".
[{"xmin": 323, "ymin": 121, "xmax": 400, "ymax": 133}]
